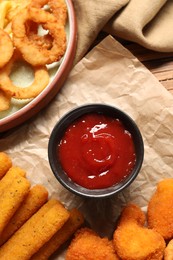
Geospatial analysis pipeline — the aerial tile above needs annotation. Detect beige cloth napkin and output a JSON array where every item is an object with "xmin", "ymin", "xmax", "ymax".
[
  {"xmin": 72, "ymin": 0, "xmax": 129, "ymax": 62},
  {"xmin": 74, "ymin": 0, "xmax": 173, "ymax": 62}
]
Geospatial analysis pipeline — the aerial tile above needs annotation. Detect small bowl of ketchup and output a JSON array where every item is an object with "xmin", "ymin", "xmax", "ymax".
[{"xmin": 48, "ymin": 104, "xmax": 144, "ymax": 198}]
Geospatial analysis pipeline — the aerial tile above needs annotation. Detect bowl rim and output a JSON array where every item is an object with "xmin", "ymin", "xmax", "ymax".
[
  {"xmin": 0, "ymin": 0, "xmax": 77, "ymax": 133},
  {"xmin": 48, "ymin": 103, "xmax": 144, "ymax": 198}
]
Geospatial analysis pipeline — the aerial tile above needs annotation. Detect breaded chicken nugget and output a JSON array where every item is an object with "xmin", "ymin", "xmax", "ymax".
[
  {"xmin": 0, "ymin": 199, "xmax": 70, "ymax": 260},
  {"xmin": 31, "ymin": 208, "xmax": 84, "ymax": 260},
  {"xmin": 66, "ymin": 227, "xmax": 119, "ymax": 260},
  {"xmin": 164, "ymin": 239, "xmax": 173, "ymax": 260},
  {"xmin": 147, "ymin": 179, "xmax": 173, "ymax": 240},
  {"xmin": 0, "ymin": 152, "xmax": 12, "ymax": 179},
  {"xmin": 113, "ymin": 204, "xmax": 165, "ymax": 260},
  {"xmin": 0, "ymin": 184, "xmax": 48, "ymax": 245},
  {"xmin": 117, "ymin": 203, "xmax": 146, "ymax": 226}
]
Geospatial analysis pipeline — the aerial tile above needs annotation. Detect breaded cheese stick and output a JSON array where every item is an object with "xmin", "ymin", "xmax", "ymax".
[
  {"xmin": 0, "ymin": 152, "xmax": 12, "ymax": 179},
  {"xmin": 0, "ymin": 174, "xmax": 30, "ymax": 234},
  {"xmin": 0, "ymin": 184, "xmax": 48, "ymax": 245},
  {"xmin": 0, "ymin": 166, "xmax": 26, "ymax": 196},
  {"xmin": 0, "ymin": 199, "xmax": 70, "ymax": 260},
  {"xmin": 31, "ymin": 208, "xmax": 84, "ymax": 260}
]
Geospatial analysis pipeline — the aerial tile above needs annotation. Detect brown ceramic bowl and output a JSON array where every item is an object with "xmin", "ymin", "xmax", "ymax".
[{"xmin": 0, "ymin": 0, "xmax": 77, "ymax": 133}]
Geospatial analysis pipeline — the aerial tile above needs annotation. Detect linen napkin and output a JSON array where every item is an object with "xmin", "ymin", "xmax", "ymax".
[
  {"xmin": 74, "ymin": 0, "xmax": 173, "ymax": 62},
  {"xmin": 72, "ymin": 0, "xmax": 129, "ymax": 62}
]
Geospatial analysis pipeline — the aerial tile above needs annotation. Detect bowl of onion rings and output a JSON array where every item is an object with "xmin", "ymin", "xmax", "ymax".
[{"xmin": 0, "ymin": 0, "xmax": 77, "ymax": 133}]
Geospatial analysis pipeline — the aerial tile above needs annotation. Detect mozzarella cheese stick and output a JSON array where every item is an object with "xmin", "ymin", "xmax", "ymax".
[
  {"xmin": 0, "ymin": 199, "xmax": 70, "ymax": 260},
  {"xmin": 0, "ymin": 174, "xmax": 30, "ymax": 234},
  {"xmin": 0, "ymin": 152, "xmax": 12, "ymax": 179},
  {"xmin": 0, "ymin": 184, "xmax": 48, "ymax": 245},
  {"xmin": 0, "ymin": 166, "xmax": 26, "ymax": 196},
  {"xmin": 31, "ymin": 208, "xmax": 84, "ymax": 260}
]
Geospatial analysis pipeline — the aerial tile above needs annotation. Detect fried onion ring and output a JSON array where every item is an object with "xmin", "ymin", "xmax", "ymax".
[
  {"xmin": 0, "ymin": 29, "xmax": 13, "ymax": 68},
  {"xmin": 12, "ymin": 8, "xmax": 66, "ymax": 66},
  {"xmin": 29, "ymin": 0, "xmax": 67, "ymax": 26},
  {"xmin": 26, "ymin": 20, "xmax": 53, "ymax": 50},
  {"xmin": 0, "ymin": 50, "xmax": 50, "ymax": 99},
  {"xmin": 48, "ymin": 0, "xmax": 67, "ymax": 26},
  {"xmin": 0, "ymin": 89, "xmax": 11, "ymax": 112}
]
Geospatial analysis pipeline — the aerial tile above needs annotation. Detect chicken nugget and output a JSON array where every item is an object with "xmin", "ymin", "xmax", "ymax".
[
  {"xmin": 0, "ymin": 152, "xmax": 12, "ymax": 179},
  {"xmin": 113, "ymin": 204, "xmax": 166, "ymax": 260},
  {"xmin": 31, "ymin": 208, "xmax": 84, "ymax": 260},
  {"xmin": 66, "ymin": 227, "xmax": 119, "ymax": 260},
  {"xmin": 0, "ymin": 174, "xmax": 30, "ymax": 234},
  {"xmin": 118, "ymin": 203, "xmax": 145, "ymax": 226},
  {"xmin": 0, "ymin": 184, "xmax": 48, "ymax": 245},
  {"xmin": 0, "ymin": 199, "xmax": 70, "ymax": 260},
  {"xmin": 147, "ymin": 179, "xmax": 173, "ymax": 240}
]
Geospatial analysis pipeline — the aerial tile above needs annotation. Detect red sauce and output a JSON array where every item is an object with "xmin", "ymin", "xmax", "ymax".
[{"xmin": 58, "ymin": 113, "xmax": 136, "ymax": 189}]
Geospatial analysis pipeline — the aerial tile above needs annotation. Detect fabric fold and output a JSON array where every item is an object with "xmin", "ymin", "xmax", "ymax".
[
  {"xmin": 104, "ymin": 0, "xmax": 173, "ymax": 52},
  {"xmin": 73, "ymin": 0, "xmax": 129, "ymax": 63},
  {"xmin": 73, "ymin": 0, "xmax": 173, "ymax": 63}
]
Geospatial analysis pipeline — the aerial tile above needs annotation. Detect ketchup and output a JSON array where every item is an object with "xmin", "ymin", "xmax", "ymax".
[{"xmin": 58, "ymin": 113, "xmax": 136, "ymax": 189}]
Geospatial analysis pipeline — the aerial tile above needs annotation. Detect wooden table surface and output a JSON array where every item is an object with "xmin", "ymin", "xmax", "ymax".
[{"xmin": 122, "ymin": 41, "xmax": 173, "ymax": 95}]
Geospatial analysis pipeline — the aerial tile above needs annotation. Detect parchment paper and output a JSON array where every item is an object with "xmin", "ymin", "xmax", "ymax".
[{"xmin": 1, "ymin": 35, "xmax": 173, "ymax": 259}]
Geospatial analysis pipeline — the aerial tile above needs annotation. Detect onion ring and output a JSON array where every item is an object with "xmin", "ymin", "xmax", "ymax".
[
  {"xmin": 48, "ymin": 0, "xmax": 67, "ymax": 26},
  {"xmin": 29, "ymin": 0, "xmax": 67, "ymax": 26},
  {"xmin": 12, "ymin": 8, "xmax": 66, "ymax": 66},
  {"xmin": 0, "ymin": 89, "xmax": 11, "ymax": 112},
  {"xmin": 0, "ymin": 50, "xmax": 50, "ymax": 99},
  {"xmin": 26, "ymin": 20, "xmax": 53, "ymax": 50},
  {"xmin": 0, "ymin": 29, "xmax": 13, "ymax": 68},
  {"xmin": 28, "ymin": 33, "xmax": 53, "ymax": 49}
]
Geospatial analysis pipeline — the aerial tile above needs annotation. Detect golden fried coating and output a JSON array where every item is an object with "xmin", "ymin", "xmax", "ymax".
[
  {"xmin": 0, "ymin": 173, "xmax": 30, "ymax": 234},
  {"xmin": 113, "ymin": 204, "xmax": 166, "ymax": 260},
  {"xmin": 0, "ymin": 166, "xmax": 26, "ymax": 196},
  {"xmin": 0, "ymin": 199, "xmax": 70, "ymax": 259},
  {"xmin": 0, "ymin": 50, "xmax": 50, "ymax": 99},
  {"xmin": 66, "ymin": 227, "xmax": 119, "ymax": 260},
  {"xmin": 12, "ymin": 7, "xmax": 66, "ymax": 66},
  {"xmin": 0, "ymin": 28, "xmax": 14, "ymax": 68},
  {"xmin": 31, "ymin": 208, "xmax": 84, "ymax": 260},
  {"xmin": 0, "ymin": 184, "xmax": 48, "ymax": 245},
  {"xmin": 117, "ymin": 203, "xmax": 146, "ymax": 226},
  {"xmin": 147, "ymin": 179, "xmax": 173, "ymax": 240},
  {"xmin": 164, "ymin": 239, "xmax": 173, "ymax": 260},
  {"xmin": 0, "ymin": 152, "xmax": 12, "ymax": 179}
]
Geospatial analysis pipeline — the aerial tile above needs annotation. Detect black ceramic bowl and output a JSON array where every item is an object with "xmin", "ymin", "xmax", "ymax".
[{"xmin": 48, "ymin": 104, "xmax": 144, "ymax": 198}]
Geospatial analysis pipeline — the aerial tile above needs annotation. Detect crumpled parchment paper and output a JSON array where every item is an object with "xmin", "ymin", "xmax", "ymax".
[{"xmin": 1, "ymin": 35, "xmax": 173, "ymax": 259}]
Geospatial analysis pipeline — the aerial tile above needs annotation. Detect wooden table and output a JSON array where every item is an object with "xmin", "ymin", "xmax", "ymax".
[{"xmin": 122, "ymin": 41, "xmax": 173, "ymax": 95}]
